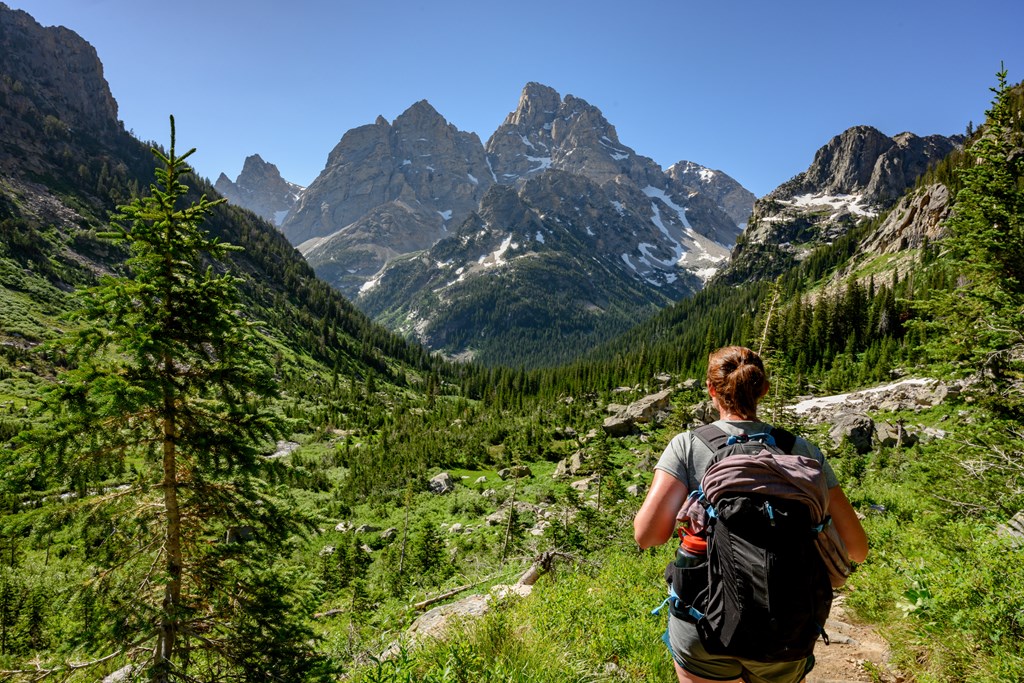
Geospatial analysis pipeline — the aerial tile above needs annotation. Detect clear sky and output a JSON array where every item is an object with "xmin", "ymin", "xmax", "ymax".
[{"xmin": 16, "ymin": 0, "xmax": 1024, "ymax": 197}]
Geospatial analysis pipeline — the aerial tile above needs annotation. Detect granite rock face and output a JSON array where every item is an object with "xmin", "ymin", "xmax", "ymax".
[{"xmin": 214, "ymin": 154, "xmax": 304, "ymax": 227}]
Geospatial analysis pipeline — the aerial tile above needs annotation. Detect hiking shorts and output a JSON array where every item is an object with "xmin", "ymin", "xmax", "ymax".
[{"xmin": 665, "ymin": 615, "xmax": 814, "ymax": 683}]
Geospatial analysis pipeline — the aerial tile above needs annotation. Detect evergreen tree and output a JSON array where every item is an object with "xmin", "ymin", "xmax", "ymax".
[
  {"xmin": 927, "ymin": 68, "xmax": 1024, "ymax": 387},
  {"xmin": 21, "ymin": 120, "xmax": 326, "ymax": 680}
]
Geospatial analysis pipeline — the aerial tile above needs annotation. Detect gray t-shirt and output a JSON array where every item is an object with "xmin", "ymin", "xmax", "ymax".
[{"xmin": 655, "ymin": 420, "xmax": 840, "ymax": 492}]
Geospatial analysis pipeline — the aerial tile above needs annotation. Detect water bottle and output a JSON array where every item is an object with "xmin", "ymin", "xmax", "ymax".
[{"xmin": 674, "ymin": 533, "xmax": 707, "ymax": 568}]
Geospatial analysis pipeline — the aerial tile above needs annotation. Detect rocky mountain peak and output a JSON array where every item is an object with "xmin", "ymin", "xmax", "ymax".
[
  {"xmin": 722, "ymin": 125, "xmax": 961, "ymax": 285},
  {"xmin": 505, "ymin": 82, "xmax": 561, "ymax": 128},
  {"xmin": 214, "ymin": 154, "xmax": 303, "ymax": 227},
  {"xmin": 801, "ymin": 125, "xmax": 895, "ymax": 195}
]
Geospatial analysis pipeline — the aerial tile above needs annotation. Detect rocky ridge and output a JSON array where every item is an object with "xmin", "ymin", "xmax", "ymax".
[{"xmin": 721, "ymin": 126, "xmax": 961, "ymax": 284}]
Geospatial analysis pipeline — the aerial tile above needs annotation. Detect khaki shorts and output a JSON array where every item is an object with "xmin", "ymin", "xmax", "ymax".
[{"xmin": 666, "ymin": 615, "xmax": 814, "ymax": 683}]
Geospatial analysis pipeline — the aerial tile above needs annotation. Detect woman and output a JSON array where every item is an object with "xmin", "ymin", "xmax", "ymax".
[{"xmin": 634, "ymin": 346, "xmax": 868, "ymax": 683}]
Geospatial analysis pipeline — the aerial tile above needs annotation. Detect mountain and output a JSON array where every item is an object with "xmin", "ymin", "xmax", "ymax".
[
  {"xmin": 357, "ymin": 171, "xmax": 710, "ymax": 366},
  {"xmin": 214, "ymin": 154, "xmax": 303, "ymax": 226},
  {"xmin": 720, "ymin": 125, "xmax": 962, "ymax": 284},
  {"xmin": 278, "ymin": 83, "xmax": 747, "ymax": 366},
  {"xmin": 666, "ymin": 160, "xmax": 756, "ymax": 229},
  {"xmin": 0, "ymin": 3, "xmax": 441, "ymax": 393}
]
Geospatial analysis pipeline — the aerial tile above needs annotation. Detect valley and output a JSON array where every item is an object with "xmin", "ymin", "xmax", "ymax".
[{"xmin": 1, "ymin": 4, "xmax": 1024, "ymax": 682}]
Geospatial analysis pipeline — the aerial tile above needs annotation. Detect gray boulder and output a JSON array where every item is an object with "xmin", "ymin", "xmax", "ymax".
[
  {"xmin": 874, "ymin": 422, "xmax": 918, "ymax": 448},
  {"xmin": 497, "ymin": 465, "xmax": 532, "ymax": 480},
  {"xmin": 624, "ymin": 388, "xmax": 673, "ymax": 423},
  {"xmin": 602, "ymin": 414, "xmax": 635, "ymax": 437},
  {"xmin": 692, "ymin": 400, "xmax": 720, "ymax": 425},
  {"xmin": 429, "ymin": 471, "xmax": 456, "ymax": 494},
  {"xmin": 829, "ymin": 413, "xmax": 875, "ymax": 453}
]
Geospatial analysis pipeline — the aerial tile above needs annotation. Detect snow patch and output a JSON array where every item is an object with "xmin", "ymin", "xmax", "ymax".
[
  {"xmin": 359, "ymin": 270, "xmax": 384, "ymax": 294},
  {"xmin": 785, "ymin": 192, "xmax": 877, "ymax": 218},
  {"xmin": 526, "ymin": 156, "xmax": 552, "ymax": 173},
  {"xmin": 790, "ymin": 378, "xmax": 934, "ymax": 414},
  {"xmin": 438, "ymin": 209, "xmax": 453, "ymax": 221},
  {"xmin": 479, "ymin": 233, "xmax": 515, "ymax": 267},
  {"xmin": 467, "ymin": 173, "xmax": 478, "ymax": 184},
  {"xmin": 621, "ymin": 253, "xmax": 637, "ymax": 270},
  {"xmin": 644, "ymin": 185, "xmax": 693, "ymax": 230},
  {"xmin": 535, "ymin": 231, "xmax": 545, "ymax": 244}
]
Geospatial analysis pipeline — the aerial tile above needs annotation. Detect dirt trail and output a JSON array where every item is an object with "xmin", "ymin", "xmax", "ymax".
[{"xmin": 808, "ymin": 596, "xmax": 898, "ymax": 683}]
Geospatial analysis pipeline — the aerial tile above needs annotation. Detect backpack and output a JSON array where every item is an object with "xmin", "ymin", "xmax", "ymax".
[{"xmin": 665, "ymin": 424, "xmax": 835, "ymax": 663}]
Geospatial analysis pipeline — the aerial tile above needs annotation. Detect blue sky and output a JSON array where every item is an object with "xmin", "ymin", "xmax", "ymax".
[{"xmin": 17, "ymin": 0, "xmax": 1024, "ymax": 197}]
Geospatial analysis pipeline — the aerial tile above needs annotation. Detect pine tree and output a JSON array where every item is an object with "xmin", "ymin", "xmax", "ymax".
[
  {"xmin": 928, "ymin": 68, "xmax": 1024, "ymax": 381},
  {"xmin": 22, "ymin": 119, "xmax": 326, "ymax": 680}
]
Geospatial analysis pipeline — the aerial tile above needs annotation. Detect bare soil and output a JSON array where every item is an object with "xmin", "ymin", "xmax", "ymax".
[{"xmin": 808, "ymin": 596, "xmax": 900, "ymax": 683}]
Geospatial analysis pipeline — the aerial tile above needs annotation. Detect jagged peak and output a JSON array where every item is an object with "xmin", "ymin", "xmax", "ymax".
[
  {"xmin": 393, "ymin": 99, "xmax": 448, "ymax": 130},
  {"xmin": 506, "ymin": 82, "xmax": 562, "ymax": 128}
]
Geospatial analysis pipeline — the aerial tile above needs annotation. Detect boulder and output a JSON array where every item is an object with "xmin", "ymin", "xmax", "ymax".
[
  {"xmin": 428, "ymin": 471, "xmax": 456, "ymax": 494},
  {"xmin": 602, "ymin": 415, "xmax": 635, "ymax": 437},
  {"xmin": 692, "ymin": 400, "xmax": 720, "ymax": 425},
  {"xmin": 354, "ymin": 524, "xmax": 379, "ymax": 534},
  {"xmin": 873, "ymin": 422, "xmax": 918, "ymax": 448},
  {"xmin": 570, "ymin": 450, "xmax": 588, "ymax": 474},
  {"xmin": 552, "ymin": 426, "xmax": 577, "ymax": 441},
  {"xmin": 334, "ymin": 521, "xmax": 353, "ymax": 533},
  {"xmin": 448, "ymin": 523, "xmax": 464, "ymax": 534},
  {"xmin": 570, "ymin": 476, "xmax": 597, "ymax": 492},
  {"xmin": 552, "ymin": 459, "xmax": 571, "ymax": 480},
  {"xmin": 380, "ymin": 527, "xmax": 398, "ymax": 541},
  {"xmin": 624, "ymin": 389, "xmax": 673, "ymax": 423},
  {"xmin": 498, "ymin": 465, "xmax": 533, "ymax": 480},
  {"xmin": 474, "ymin": 475, "xmax": 488, "ymax": 484},
  {"xmin": 829, "ymin": 413, "xmax": 875, "ymax": 453}
]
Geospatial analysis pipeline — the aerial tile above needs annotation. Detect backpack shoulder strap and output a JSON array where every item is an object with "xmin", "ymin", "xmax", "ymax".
[
  {"xmin": 768, "ymin": 426, "xmax": 797, "ymax": 453},
  {"xmin": 692, "ymin": 423, "xmax": 732, "ymax": 452}
]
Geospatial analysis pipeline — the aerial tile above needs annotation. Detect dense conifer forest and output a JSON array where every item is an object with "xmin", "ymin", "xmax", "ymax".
[{"xmin": 0, "ymin": 73, "xmax": 1022, "ymax": 682}]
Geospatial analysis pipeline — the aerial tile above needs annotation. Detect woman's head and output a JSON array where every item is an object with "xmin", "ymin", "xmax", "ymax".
[{"xmin": 706, "ymin": 346, "xmax": 769, "ymax": 419}]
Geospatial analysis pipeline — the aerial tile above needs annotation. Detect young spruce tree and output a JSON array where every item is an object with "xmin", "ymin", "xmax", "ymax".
[{"xmin": 28, "ymin": 119, "xmax": 326, "ymax": 681}]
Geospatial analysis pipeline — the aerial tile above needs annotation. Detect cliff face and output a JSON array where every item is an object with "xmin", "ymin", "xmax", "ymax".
[{"xmin": 0, "ymin": 3, "xmax": 122, "ymax": 175}]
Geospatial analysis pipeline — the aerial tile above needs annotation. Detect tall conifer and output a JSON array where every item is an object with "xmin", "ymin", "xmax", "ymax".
[{"xmin": 25, "ymin": 119, "xmax": 325, "ymax": 681}]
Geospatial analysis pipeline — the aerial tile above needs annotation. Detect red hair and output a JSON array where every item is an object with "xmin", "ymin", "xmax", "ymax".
[{"xmin": 707, "ymin": 346, "xmax": 768, "ymax": 419}]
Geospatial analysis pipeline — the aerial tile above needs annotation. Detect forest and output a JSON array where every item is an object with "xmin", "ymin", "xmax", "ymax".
[{"xmin": 0, "ymin": 72, "xmax": 1022, "ymax": 682}]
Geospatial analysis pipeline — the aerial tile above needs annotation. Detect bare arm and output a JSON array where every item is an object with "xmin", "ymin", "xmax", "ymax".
[
  {"xmin": 828, "ymin": 486, "xmax": 868, "ymax": 563},
  {"xmin": 633, "ymin": 469, "xmax": 689, "ymax": 549}
]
